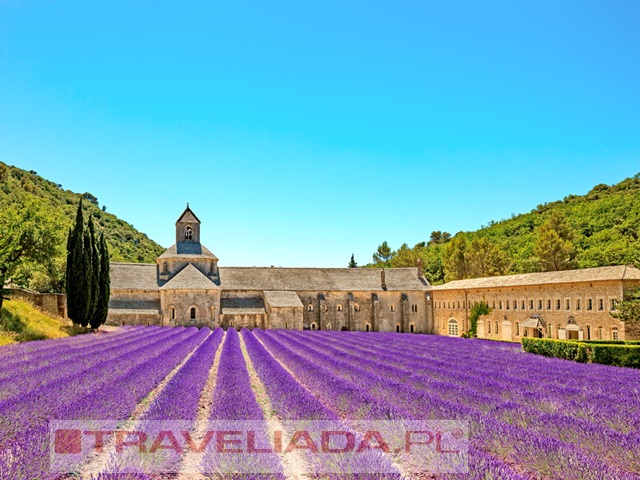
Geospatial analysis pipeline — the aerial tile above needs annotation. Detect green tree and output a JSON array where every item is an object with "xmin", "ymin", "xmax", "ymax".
[
  {"xmin": 348, "ymin": 254, "xmax": 358, "ymax": 268},
  {"xmin": 372, "ymin": 241, "xmax": 394, "ymax": 266},
  {"xmin": 87, "ymin": 216, "xmax": 100, "ymax": 325},
  {"xmin": 0, "ymin": 197, "xmax": 60, "ymax": 312},
  {"xmin": 90, "ymin": 233, "xmax": 110, "ymax": 329},
  {"xmin": 428, "ymin": 231, "xmax": 451, "ymax": 246},
  {"xmin": 610, "ymin": 287, "xmax": 640, "ymax": 324},
  {"xmin": 467, "ymin": 237, "xmax": 510, "ymax": 278},
  {"xmin": 443, "ymin": 234, "xmax": 469, "ymax": 281},
  {"xmin": 468, "ymin": 301, "xmax": 492, "ymax": 337},
  {"xmin": 66, "ymin": 200, "xmax": 91, "ymax": 326},
  {"xmin": 534, "ymin": 211, "xmax": 576, "ymax": 271}
]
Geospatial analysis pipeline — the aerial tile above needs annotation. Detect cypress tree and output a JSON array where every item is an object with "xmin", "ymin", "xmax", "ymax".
[
  {"xmin": 80, "ymin": 226, "xmax": 93, "ymax": 327},
  {"xmin": 90, "ymin": 233, "xmax": 110, "ymax": 329},
  {"xmin": 66, "ymin": 200, "xmax": 86, "ymax": 325},
  {"xmin": 87, "ymin": 216, "xmax": 100, "ymax": 325}
]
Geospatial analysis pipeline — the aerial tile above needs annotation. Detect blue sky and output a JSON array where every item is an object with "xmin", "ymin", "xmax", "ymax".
[{"xmin": 1, "ymin": 1, "xmax": 639, "ymax": 267}]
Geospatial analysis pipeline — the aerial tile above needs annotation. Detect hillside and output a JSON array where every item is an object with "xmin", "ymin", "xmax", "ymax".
[
  {"xmin": 0, "ymin": 299, "xmax": 85, "ymax": 345},
  {"xmin": 371, "ymin": 173, "xmax": 640, "ymax": 284},
  {"xmin": 0, "ymin": 161, "xmax": 164, "ymax": 292}
]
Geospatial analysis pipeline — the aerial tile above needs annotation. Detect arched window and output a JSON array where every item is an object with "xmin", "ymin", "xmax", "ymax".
[
  {"xmin": 487, "ymin": 321, "xmax": 492, "ymax": 334},
  {"xmin": 326, "ymin": 323, "xmax": 332, "ymax": 330},
  {"xmin": 171, "ymin": 306, "xmax": 176, "ymax": 320},
  {"xmin": 211, "ymin": 306, "xmax": 215, "ymax": 318},
  {"xmin": 308, "ymin": 304, "xmax": 314, "ymax": 312},
  {"xmin": 190, "ymin": 307, "xmax": 196, "ymax": 320},
  {"xmin": 162, "ymin": 262, "xmax": 168, "ymax": 274},
  {"xmin": 586, "ymin": 325, "xmax": 591, "ymax": 340},
  {"xmin": 410, "ymin": 324, "xmax": 415, "ymax": 333},
  {"xmin": 612, "ymin": 326, "xmax": 619, "ymax": 341},
  {"xmin": 598, "ymin": 325, "xmax": 603, "ymax": 340},
  {"xmin": 354, "ymin": 303, "xmax": 360, "ymax": 312},
  {"xmin": 365, "ymin": 324, "xmax": 370, "ymax": 332},
  {"xmin": 390, "ymin": 305, "xmax": 396, "ymax": 312},
  {"xmin": 448, "ymin": 319, "xmax": 459, "ymax": 337},
  {"xmin": 311, "ymin": 322, "xmax": 317, "ymax": 330},
  {"xmin": 396, "ymin": 325, "xmax": 400, "ymax": 332},
  {"xmin": 185, "ymin": 226, "xmax": 193, "ymax": 240},
  {"xmin": 336, "ymin": 304, "xmax": 343, "ymax": 312},
  {"xmin": 515, "ymin": 322, "xmax": 519, "ymax": 336},
  {"xmin": 285, "ymin": 322, "xmax": 288, "ymax": 329},
  {"xmin": 495, "ymin": 321, "xmax": 499, "ymax": 334}
]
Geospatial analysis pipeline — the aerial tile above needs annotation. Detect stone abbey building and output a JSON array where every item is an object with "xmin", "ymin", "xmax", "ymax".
[{"xmin": 108, "ymin": 206, "xmax": 640, "ymax": 340}]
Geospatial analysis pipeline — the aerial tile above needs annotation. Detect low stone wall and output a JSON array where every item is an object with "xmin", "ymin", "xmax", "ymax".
[{"xmin": 6, "ymin": 288, "xmax": 67, "ymax": 318}]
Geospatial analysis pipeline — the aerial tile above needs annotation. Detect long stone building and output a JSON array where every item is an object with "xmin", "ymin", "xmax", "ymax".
[
  {"xmin": 108, "ymin": 206, "xmax": 433, "ymax": 333},
  {"xmin": 108, "ymin": 206, "xmax": 640, "ymax": 340}
]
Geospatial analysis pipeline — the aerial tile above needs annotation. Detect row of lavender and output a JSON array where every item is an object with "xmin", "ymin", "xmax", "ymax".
[
  {"xmin": 256, "ymin": 330, "xmax": 640, "ymax": 480},
  {"xmin": 0, "ymin": 326, "xmax": 211, "ymax": 480}
]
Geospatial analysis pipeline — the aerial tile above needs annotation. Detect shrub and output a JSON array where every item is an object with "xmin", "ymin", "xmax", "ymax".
[{"xmin": 522, "ymin": 338, "xmax": 640, "ymax": 368}]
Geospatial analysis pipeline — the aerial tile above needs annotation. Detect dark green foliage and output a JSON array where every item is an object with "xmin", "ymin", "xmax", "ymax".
[
  {"xmin": 90, "ymin": 233, "xmax": 111, "ymax": 329},
  {"xmin": 368, "ymin": 173, "xmax": 640, "ymax": 284},
  {"xmin": 522, "ymin": 338, "xmax": 640, "ymax": 369},
  {"xmin": 87, "ymin": 216, "xmax": 99, "ymax": 325},
  {"xmin": 611, "ymin": 286, "xmax": 640, "ymax": 322},
  {"xmin": 468, "ymin": 301, "xmax": 492, "ymax": 337},
  {"xmin": 348, "ymin": 254, "xmax": 357, "ymax": 268},
  {"xmin": 0, "ymin": 161, "xmax": 164, "ymax": 292},
  {"xmin": 372, "ymin": 241, "xmax": 393, "ymax": 266}
]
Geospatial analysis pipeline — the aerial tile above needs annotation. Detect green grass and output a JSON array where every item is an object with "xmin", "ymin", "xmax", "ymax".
[{"xmin": 0, "ymin": 299, "xmax": 88, "ymax": 345}]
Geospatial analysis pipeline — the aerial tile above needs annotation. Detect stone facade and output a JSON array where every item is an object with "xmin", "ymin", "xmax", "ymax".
[
  {"xmin": 107, "ymin": 206, "xmax": 432, "ymax": 331},
  {"xmin": 431, "ymin": 266, "xmax": 640, "ymax": 341},
  {"xmin": 107, "ymin": 206, "xmax": 640, "ymax": 339}
]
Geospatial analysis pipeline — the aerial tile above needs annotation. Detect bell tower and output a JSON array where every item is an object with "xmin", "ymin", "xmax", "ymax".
[{"xmin": 176, "ymin": 203, "xmax": 201, "ymax": 246}]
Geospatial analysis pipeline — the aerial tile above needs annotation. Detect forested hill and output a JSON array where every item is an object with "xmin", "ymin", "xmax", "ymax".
[
  {"xmin": 369, "ymin": 173, "xmax": 640, "ymax": 285},
  {"xmin": 0, "ymin": 161, "xmax": 164, "ymax": 292}
]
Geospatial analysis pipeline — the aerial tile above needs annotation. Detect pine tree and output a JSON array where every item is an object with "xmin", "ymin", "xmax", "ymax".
[
  {"xmin": 90, "ymin": 233, "xmax": 110, "ymax": 329},
  {"xmin": 66, "ymin": 200, "xmax": 88, "ymax": 325},
  {"xmin": 443, "ymin": 235, "xmax": 469, "ymax": 281},
  {"xmin": 534, "ymin": 211, "xmax": 575, "ymax": 271},
  {"xmin": 348, "ymin": 254, "xmax": 358, "ymax": 268},
  {"xmin": 373, "ymin": 241, "xmax": 393, "ymax": 266}
]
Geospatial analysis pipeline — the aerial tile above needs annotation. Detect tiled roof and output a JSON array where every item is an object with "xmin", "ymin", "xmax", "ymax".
[
  {"xmin": 110, "ymin": 263, "xmax": 159, "ymax": 290},
  {"xmin": 158, "ymin": 243, "xmax": 218, "ymax": 260},
  {"xmin": 160, "ymin": 264, "xmax": 219, "ymax": 290},
  {"xmin": 433, "ymin": 265, "xmax": 640, "ymax": 291},
  {"xmin": 109, "ymin": 299, "xmax": 161, "ymax": 310},
  {"xmin": 263, "ymin": 291, "xmax": 303, "ymax": 308},
  {"xmin": 217, "ymin": 267, "xmax": 429, "ymax": 292},
  {"xmin": 109, "ymin": 308, "xmax": 161, "ymax": 315}
]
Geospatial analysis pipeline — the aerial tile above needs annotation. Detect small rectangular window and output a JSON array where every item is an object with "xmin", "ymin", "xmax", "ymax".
[
  {"xmin": 499, "ymin": 300, "xmax": 503, "ymax": 310},
  {"xmin": 538, "ymin": 299, "xmax": 543, "ymax": 310},
  {"xmin": 556, "ymin": 299, "xmax": 561, "ymax": 310},
  {"xmin": 521, "ymin": 300, "xmax": 525, "ymax": 310},
  {"xmin": 506, "ymin": 301, "xmax": 510, "ymax": 310},
  {"xmin": 610, "ymin": 299, "xmax": 618, "ymax": 311},
  {"xmin": 598, "ymin": 298, "xmax": 604, "ymax": 311},
  {"xmin": 566, "ymin": 299, "xmax": 571, "ymax": 311},
  {"xmin": 529, "ymin": 300, "xmax": 534, "ymax": 310},
  {"xmin": 576, "ymin": 299, "xmax": 581, "ymax": 310},
  {"xmin": 587, "ymin": 298, "xmax": 593, "ymax": 311},
  {"xmin": 513, "ymin": 300, "xmax": 517, "ymax": 310},
  {"xmin": 547, "ymin": 299, "xmax": 552, "ymax": 310}
]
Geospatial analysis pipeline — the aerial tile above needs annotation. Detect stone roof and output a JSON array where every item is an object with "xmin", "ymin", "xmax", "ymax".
[
  {"xmin": 109, "ymin": 299, "xmax": 161, "ymax": 310},
  {"xmin": 110, "ymin": 263, "xmax": 159, "ymax": 290},
  {"xmin": 110, "ymin": 263, "xmax": 429, "ymax": 292},
  {"xmin": 221, "ymin": 297, "xmax": 266, "ymax": 315},
  {"xmin": 176, "ymin": 205, "xmax": 200, "ymax": 224},
  {"xmin": 158, "ymin": 243, "xmax": 218, "ymax": 260},
  {"xmin": 217, "ymin": 267, "xmax": 429, "ymax": 292},
  {"xmin": 263, "ymin": 291, "xmax": 304, "ymax": 308},
  {"xmin": 433, "ymin": 265, "xmax": 640, "ymax": 291},
  {"xmin": 109, "ymin": 308, "xmax": 161, "ymax": 316},
  {"xmin": 160, "ymin": 264, "xmax": 219, "ymax": 290}
]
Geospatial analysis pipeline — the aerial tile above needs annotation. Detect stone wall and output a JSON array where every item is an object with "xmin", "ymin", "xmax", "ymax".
[
  {"xmin": 7, "ymin": 288, "xmax": 66, "ymax": 318},
  {"xmin": 433, "ymin": 280, "xmax": 628, "ymax": 340}
]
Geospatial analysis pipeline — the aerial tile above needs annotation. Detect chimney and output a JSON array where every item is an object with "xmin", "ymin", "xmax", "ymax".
[
  {"xmin": 417, "ymin": 257, "xmax": 423, "ymax": 279},
  {"xmin": 380, "ymin": 269, "xmax": 387, "ymax": 290}
]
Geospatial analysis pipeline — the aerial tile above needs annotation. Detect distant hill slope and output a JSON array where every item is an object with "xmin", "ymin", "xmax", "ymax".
[
  {"xmin": 370, "ymin": 173, "xmax": 640, "ymax": 284},
  {"xmin": 0, "ymin": 161, "xmax": 164, "ymax": 291}
]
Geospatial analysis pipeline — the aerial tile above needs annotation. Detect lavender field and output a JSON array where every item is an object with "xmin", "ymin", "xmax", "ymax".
[{"xmin": 1, "ymin": 326, "xmax": 639, "ymax": 479}]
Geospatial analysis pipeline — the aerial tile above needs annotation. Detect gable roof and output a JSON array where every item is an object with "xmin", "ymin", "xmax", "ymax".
[
  {"xmin": 160, "ymin": 263, "xmax": 219, "ymax": 290},
  {"xmin": 433, "ymin": 265, "xmax": 640, "ymax": 291},
  {"xmin": 217, "ymin": 267, "xmax": 429, "ymax": 292},
  {"xmin": 176, "ymin": 205, "xmax": 200, "ymax": 224},
  {"xmin": 158, "ymin": 243, "xmax": 218, "ymax": 260},
  {"xmin": 263, "ymin": 291, "xmax": 304, "ymax": 308}
]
